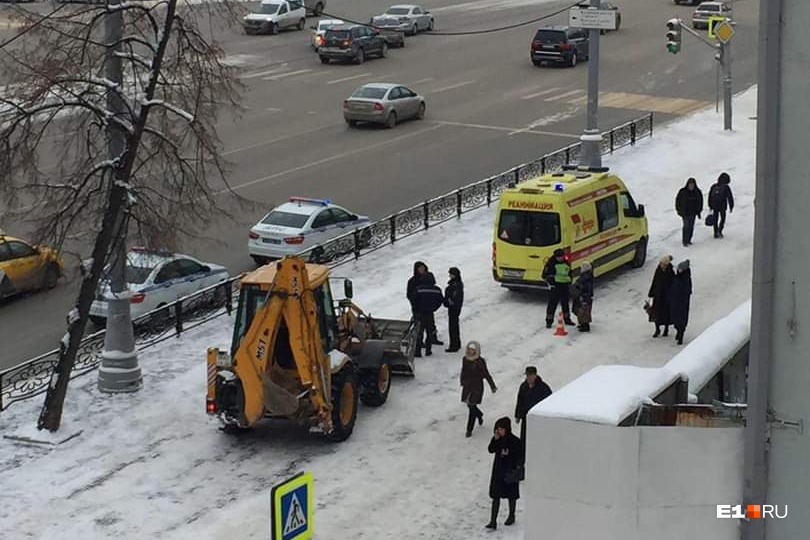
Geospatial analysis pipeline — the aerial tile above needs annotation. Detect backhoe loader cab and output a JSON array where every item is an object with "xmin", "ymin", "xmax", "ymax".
[{"xmin": 207, "ymin": 257, "xmax": 416, "ymax": 441}]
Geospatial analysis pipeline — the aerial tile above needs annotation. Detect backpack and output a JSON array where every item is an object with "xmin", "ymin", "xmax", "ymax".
[{"xmin": 709, "ymin": 184, "xmax": 723, "ymax": 210}]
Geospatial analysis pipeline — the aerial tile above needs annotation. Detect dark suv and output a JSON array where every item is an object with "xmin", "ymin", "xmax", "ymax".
[
  {"xmin": 530, "ymin": 26, "xmax": 589, "ymax": 67},
  {"xmin": 319, "ymin": 24, "xmax": 388, "ymax": 65}
]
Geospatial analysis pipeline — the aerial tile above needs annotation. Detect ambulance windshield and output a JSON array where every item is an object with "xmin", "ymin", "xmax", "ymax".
[{"xmin": 498, "ymin": 210, "xmax": 561, "ymax": 247}]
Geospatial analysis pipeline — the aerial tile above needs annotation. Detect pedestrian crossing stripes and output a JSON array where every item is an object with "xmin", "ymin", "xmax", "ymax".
[{"xmin": 533, "ymin": 89, "xmax": 710, "ymax": 116}]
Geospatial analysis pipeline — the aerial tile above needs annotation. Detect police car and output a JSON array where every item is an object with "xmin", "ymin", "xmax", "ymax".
[
  {"xmin": 248, "ymin": 197, "xmax": 370, "ymax": 264},
  {"xmin": 89, "ymin": 248, "xmax": 229, "ymax": 326}
]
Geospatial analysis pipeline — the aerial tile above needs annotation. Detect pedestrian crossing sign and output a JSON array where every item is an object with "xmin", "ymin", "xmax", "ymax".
[{"xmin": 271, "ymin": 472, "xmax": 314, "ymax": 540}]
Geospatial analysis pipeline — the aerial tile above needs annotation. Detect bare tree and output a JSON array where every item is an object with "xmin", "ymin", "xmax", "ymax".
[{"xmin": 0, "ymin": 0, "xmax": 244, "ymax": 430}]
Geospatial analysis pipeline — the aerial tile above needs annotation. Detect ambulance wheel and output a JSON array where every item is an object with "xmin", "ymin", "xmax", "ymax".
[
  {"xmin": 630, "ymin": 237, "xmax": 647, "ymax": 268},
  {"xmin": 328, "ymin": 366, "xmax": 358, "ymax": 442}
]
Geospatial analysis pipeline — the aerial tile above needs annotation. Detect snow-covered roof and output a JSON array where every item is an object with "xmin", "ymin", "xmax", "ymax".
[
  {"xmin": 530, "ymin": 365, "xmax": 682, "ymax": 425},
  {"xmin": 665, "ymin": 299, "xmax": 751, "ymax": 393}
]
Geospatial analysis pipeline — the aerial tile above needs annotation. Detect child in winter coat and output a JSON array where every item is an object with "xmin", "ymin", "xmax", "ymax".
[{"xmin": 571, "ymin": 261, "xmax": 594, "ymax": 332}]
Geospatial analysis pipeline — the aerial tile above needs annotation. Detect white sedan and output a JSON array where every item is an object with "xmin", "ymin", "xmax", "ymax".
[
  {"xmin": 371, "ymin": 4, "xmax": 434, "ymax": 36},
  {"xmin": 89, "ymin": 249, "xmax": 229, "ymax": 326},
  {"xmin": 311, "ymin": 18, "xmax": 344, "ymax": 50},
  {"xmin": 248, "ymin": 197, "xmax": 370, "ymax": 264}
]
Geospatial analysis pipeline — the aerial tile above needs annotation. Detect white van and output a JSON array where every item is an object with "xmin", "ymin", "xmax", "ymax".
[{"xmin": 243, "ymin": 0, "xmax": 307, "ymax": 35}]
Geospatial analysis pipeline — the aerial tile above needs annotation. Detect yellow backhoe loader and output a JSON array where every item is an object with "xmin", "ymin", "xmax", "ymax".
[{"xmin": 206, "ymin": 257, "xmax": 417, "ymax": 441}]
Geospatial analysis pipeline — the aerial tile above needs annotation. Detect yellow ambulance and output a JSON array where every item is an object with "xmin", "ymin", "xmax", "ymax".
[{"xmin": 492, "ymin": 166, "xmax": 648, "ymax": 289}]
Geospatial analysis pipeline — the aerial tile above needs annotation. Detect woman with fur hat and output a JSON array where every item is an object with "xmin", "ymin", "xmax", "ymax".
[
  {"xmin": 571, "ymin": 261, "xmax": 594, "ymax": 332},
  {"xmin": 460, "ymin": 341, "xmax": 497, "ymax": 438},
  {"xmin": 486, "ymin": 417, "xmax": 523, "ymax": 530},
  {"xmin": 648, "ymin": 255, "xmax": 675, "ymax": 337},
  {"xmin": 669, "ymin": 259, "xmax": 693, "ymax": 345}
]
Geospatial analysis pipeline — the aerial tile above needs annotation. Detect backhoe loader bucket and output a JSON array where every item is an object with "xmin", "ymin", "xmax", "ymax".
[
  {"xmin": 262, "ymin": 373, "xmax": 303, "ymax": 417},
  {"xmin": 379, "ymin": 318, "xmax": 417, "ymax": 377}
]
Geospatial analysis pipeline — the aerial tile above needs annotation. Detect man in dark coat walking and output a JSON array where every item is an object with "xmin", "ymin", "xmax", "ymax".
[
  {"xmin": 675, "ymin": 178, "xmax": 704, "ymax": 247},
  {"xmin": 414, "ymin": 276, "xmax": 444, "ymax": 357},
  {"xmin": 460, "ymin": 341, "xmax": 496, "ymax": 437},
  {"xmin": 486, "ymin": 417, "xmax": 523, "ymax": 530},
  {"xmin": 708, "ymin": 172, "xmax": 735, "ymax": 238},
  {"xmin": 571, "ymin": 261, "xmax": 594, "ymax": 332},
  {"xmin": 648, "ymin": 255, "xmax": 675, "ymax": 338},
  {"xmin": 669, "ymin": 259, "xmax": 693, "ymax": 345},
  {"xmin": 443, "ymin": 267, "xmax": 464, "ymax": 353},
  {"xmin": 543, "ymin": 248, "xmax": 575, "ymax": 328},
  {"xmin": 514, "ymin": 366, "xmax": 552, "ymax": 460}
]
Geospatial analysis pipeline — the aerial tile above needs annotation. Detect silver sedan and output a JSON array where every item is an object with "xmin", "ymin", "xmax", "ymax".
[{"xmin": 343, "ymin": 83, "xmax": 426, "ymax": 129}]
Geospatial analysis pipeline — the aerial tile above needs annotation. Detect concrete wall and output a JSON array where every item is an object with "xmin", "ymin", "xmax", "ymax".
[{"xmin": 525, "ymin": 416, "xmax": 744, "ymax": 540}]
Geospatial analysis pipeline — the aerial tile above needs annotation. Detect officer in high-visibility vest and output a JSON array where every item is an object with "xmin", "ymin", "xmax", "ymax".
[{"xmin": 543, "ymin": 248, "xmax": 575, "ymax": 328}]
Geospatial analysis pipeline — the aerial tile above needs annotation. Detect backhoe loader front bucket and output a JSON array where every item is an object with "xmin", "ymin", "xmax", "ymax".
[{"xmin": 377, "ymin": 318, "xmax": 417, "ymax": 377}]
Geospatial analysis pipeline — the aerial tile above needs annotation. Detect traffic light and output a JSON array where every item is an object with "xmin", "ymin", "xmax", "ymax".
[{"xmin": 666, "ymin": 18, "xmax": 682, "ymax": 54}]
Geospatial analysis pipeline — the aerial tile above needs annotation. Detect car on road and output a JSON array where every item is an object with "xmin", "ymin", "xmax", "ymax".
[
  {"xmin": 371, "ymin": 4, "xmax": 434, "ymax": 36},
  {"xmin": 370, "ymin": 17, "xmax": 407, "ymax": 48},
  {"xmin": 304, "ymin": 0, "xmax": 325, "ymax": 16},
  {"xmin": 89, "ymin": 248, "xmax": 229, "ymax": 326},
  {"xmin": 692, "ymin": 1, "xmax": 731, "ymax": 29},
  {"xmin": 0, "ymin": 231, "xmax": 63, "ymax": 300},
  {"xmin": 243, "ymin": 0, "xmax": 306, "ymax": 35},
  {"xmin": 311, "ymin": 18, "xmax": 344, "ymax": 50},
  {"xmin": 248, "ymin": 197, "xmax": 371, "ymax": 264},
  {"xmin": 575, "ymin": 1, "xmax": 622, "ymax": 33},
  {"xmin": 319, "ymin": 24, "xmax": 388, "ymax": 65},
  {"xmin": 343, "ymin": 83, "xmax": 426, "ymax": 128},
  {"xmin": 530, "ymin": 26, "xmax": 589, "ymax": 67},
  {"xmin": 673, "ymin": 0, "xmax": 701, "ymax": 5}
]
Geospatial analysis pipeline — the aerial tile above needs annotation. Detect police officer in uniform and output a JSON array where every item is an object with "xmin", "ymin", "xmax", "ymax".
[{"xmin": 543, "ymin": 248, "xmax": 575, "ymax": 328}]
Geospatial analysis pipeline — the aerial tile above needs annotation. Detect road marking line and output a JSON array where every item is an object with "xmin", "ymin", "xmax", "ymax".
[
  {"xmin": 432, "ymin": 120, "xmax": 579, "ymax": 139},
  {"xmin": 545, "ymin": 89, "xmax": 584, "ymax": 102},
  {"xmin": 219, "ymin": 125, "xmax": 443, "ymax": 194},
  {"xmin": 222, "ymin": 121, "xmax": 344, "ymax": 157},
  {"xmin": 326, "ymin": 72, "xmax": 373, "ymax": 85},
  {"xmin": 241, "ymin": 64, "xmax": 289, "ymax": 79},
  {"xmin": 427, "ymin": 80, "xmax": 475, "ymax": 94},
  {"xmin": 264, "ymin": 69, "xmax": 313, "ymax": 80},
  {"xmin": 411, "ymin": 77, "xmax": 435, "ymax": 85},
  {"xmin": 567, "ymin": 95, "xmax": 588, "ymax": 105},
  {"xmin": 521, "ymin": 87, "xmax": 561, "ymax": 100},
  {"xmin": 265, "ymin": 108, "xmax": 282, "ymax": 113}
]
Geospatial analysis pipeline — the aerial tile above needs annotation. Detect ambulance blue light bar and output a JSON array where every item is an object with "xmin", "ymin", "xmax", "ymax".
[
  {"xmin": 554, "ymin": 183, "xmax": 565, "ymax": 192},
  {"xmin": 290, "ymin": 197, "xmax": 331, "ymax": 206}
]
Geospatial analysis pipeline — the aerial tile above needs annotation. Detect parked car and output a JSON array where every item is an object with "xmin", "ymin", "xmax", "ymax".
[
  {"xmin": 370, "ymin": 17, "xmax": 407, "ymax": 48},
  {"xmin": 319, "ymin": 24, "xmax": 388, "ymax": 65},
  {"xmin": 530, "ymin": 26, "xmax": 589, "ymax": 67},
  {"xmin": 243, "ymin": 0, "xmax": 306, "ymax": 35},
  {"xmin": 89, "ymin": 248, "xmax": 229, "ymax": 326},
  {"xmin": 0, "ymin": 232, "xmax": 63, "ymax": 300},
  {"xmin": 304, "ymin": 0, "xmax": 325, "ymax": 16},
  {"xmin": 344, "ymin": 83, "xmax": 425, "ymax": 129},
  {"xmin": 692, "ymin": 1, "xmax": 731, "ymax": 29},
  {"xmin": 575, "ymin": 1, "xmax": 621, "ymax": 33},
  {"xmin": 311, "ymin": 18, "xmax": 344, "ymax": 50},
  {"xmin": 248, "ymin": 197, "xmax": 371, "ymax": 264},
  {"xmin": 673, "ymin": 0, "xmax": 701, "ymax": 5},
  {"xmin": 371, "ymin": 4, "xmax": 434, "ymax": 36}
]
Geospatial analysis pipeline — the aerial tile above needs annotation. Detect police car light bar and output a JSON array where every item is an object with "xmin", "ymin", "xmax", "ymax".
[{"xmin": 290, "ymin": 196, "xmax": 331, "ymax": 206}]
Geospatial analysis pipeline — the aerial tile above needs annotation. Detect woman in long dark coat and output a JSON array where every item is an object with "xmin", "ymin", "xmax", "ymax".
[
  {"xmin": 460, "ymin": 341, "xmax": 496, "ymax": 438},
  {"xmin": 486, "ymin": 417, "xmax": 523, "ymax": 530},
  {"xmin": 648, "ymin": 255, "xmax": 675, "ymax": 337},
  {"xmin": 669, "ymin": 259, "xmax": 693, "ymax": 345}
]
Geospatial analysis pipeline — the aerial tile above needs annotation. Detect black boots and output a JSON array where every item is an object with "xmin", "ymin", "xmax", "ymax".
[
  {"xmin": 487, "ymin": 499, "xmax": 516, "ymax": 530},
  {"xmin": 577, "ymin": 323, "xmax": 590, "ymax": 332},
  {"xmin": 654, "ymin": 325, "xmax": 669, "ymax": 338},
  {"xmin": 505, "ymin": 499, "xmax": 516, "ymax": 525}
]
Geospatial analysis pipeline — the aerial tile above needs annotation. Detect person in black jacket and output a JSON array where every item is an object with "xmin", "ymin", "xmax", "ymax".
[
  {"xmin": 571, "ymin": 261, "xmax": 594, "ymax": 332},
  {"xmin": 708, "ymin": 172, "xmax": 735, "ymax": 239},
  {"xmin": 543, "ymin": 248, "xmax": 575, "ymax": 328},
  {"xmin": 669, "ymin": 259, "xmax": 693, "ymax": 345},
  {"xmin": 675, "ymin": 177, "xmax": 704, "ymax": 247},
  {"xmin": 514, "ymin": 366, "xmax": 552, "ymax": 460},
  {"xmin": 407, "ymin": 261, "xmax": 433, "ymax": 313},
  {"xmin": 414, "ymin": 276, "xmax": 444, "ymax": 357},
  {"xmin": 487, "ymin": 417, "xmax": 523, "ymax": 530},
  {"xmin": 443, "ymin": 267, "xmax": 464, "ymax": 353},
  {"xmin": 648, "ymin": 255, "xmax": 674, "ymax": 338},
  {"xmin": 460, "ymin": 341, "xmax": 497, "ymax": 437}
]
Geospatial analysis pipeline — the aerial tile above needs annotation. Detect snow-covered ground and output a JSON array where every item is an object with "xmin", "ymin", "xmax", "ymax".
[{"xmin": 0, "ymin": 88, "xmax": 757, "ymax": 540}]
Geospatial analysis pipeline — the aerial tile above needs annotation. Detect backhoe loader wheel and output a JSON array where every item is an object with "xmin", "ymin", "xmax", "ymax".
[
  {"xmin": 329, "ymin": 367, "xmax": 359, "ymax": 442},
  {"xmin": 360, "ymin": 359, "xmax": 391, "ymax": 407}
]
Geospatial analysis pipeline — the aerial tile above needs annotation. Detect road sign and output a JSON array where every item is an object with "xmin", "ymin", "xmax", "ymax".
[
  {"xmin": 568, "ymin": 7, "xmax": 617, "ymax": 31},
  {"xmin": 271, "ymin": 472, "xmax": 314, "ymax": 540},
  {"xmin": 713, "ymin": 21, "xmax": 735, "ymax": 44}
]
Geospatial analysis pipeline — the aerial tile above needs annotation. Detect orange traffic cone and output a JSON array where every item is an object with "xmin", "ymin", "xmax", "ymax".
[{"xmin": 554, "ymin": 310, "xmax": 568, "ymax": 337}]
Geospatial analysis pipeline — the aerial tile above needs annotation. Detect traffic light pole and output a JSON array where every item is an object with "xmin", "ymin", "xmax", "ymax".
[{"xmin": 579, "ymin": 0, "xmax": 603, "ymax": 169}]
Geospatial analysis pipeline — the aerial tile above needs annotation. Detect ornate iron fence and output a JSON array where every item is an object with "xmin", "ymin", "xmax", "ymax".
[{"xmin": 0, "ymin": 113, "xmax": 653, "ymax": 412}]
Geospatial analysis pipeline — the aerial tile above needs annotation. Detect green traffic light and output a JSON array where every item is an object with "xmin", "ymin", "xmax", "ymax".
[{"xmin": 667, "ymin": 42, "xmax": 680, "ymax": 54}]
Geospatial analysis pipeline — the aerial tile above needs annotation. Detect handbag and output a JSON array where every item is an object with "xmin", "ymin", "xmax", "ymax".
[
  {"xmin": 504, "ymin": 465, "xmax": 525, "ymax": 484},
  {"xmin": 643, "ymin": 300, "xmax": 655, "ymax": 322},
  {"xmin": 705, "ymin": 213, "xmax": 715, "ymax": 227}
]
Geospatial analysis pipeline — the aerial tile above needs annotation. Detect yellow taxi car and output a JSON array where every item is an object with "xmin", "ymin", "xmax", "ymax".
[
  {"xmin": 492, "ymin": 166, "xmax": 648, "ymax": 289},
  {"xmin": 0, "ymin": 230, "xmax": 64, "ymax": 299}
]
